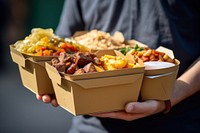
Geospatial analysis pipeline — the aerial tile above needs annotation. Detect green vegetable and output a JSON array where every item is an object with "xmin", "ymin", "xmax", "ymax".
[{"xmin": 118, "ymin": 44, "xmax": 144, "ymax": 55}]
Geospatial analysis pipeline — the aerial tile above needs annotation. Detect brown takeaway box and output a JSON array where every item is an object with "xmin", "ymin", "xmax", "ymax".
[
  {"xmin": 140, "ymin": 46, "xmax": 180, "ymax": 101},
  {"xmin": 45, "ymin": 50, "xmax": 144, "ymax": 115},
  {"xmin": 10, "ymin": 45, "xmax": 54, "ymax": 95},
  {"xmin": 123, "ymin": 40, "xmax": 180, "ymax": 101}
]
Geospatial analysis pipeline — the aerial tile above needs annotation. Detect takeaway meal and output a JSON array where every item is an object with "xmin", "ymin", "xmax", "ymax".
[
  {"xmin": 118, "ymin": 45, "xmax": 176, "ymax": 63},
  {"xmin": 13, "ymin": 28, "xmax": 89, "ymax": 57},
  {"xmin": 72, "ymin": 29, "xmax": 128, "ymax": 50},
  {"xmin": 50, "ymin": 50, "xmax": 143, "ymax": 75},
  {"xmin": 12, "ymin": 28, "xmax": 177, "ymax": 74}
]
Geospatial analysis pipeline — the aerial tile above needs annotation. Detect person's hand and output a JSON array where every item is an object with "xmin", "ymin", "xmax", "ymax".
[
  {"xmin": 36, "ymin": 94, "xmax": 59, "ymax": 107},
  {"xmin": 91, "ymin": 100, "xmax": 166, "ymax": 121}
]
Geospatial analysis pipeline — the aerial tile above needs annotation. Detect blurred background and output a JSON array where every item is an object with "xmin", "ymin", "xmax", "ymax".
[{"xmin": 0, "ymin": 0, "xmax": 74, "ymax": 132}]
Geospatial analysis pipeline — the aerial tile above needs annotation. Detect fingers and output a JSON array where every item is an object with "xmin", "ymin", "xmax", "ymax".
[
  {"xmin": 36, "ymin": 94, "xmax": 53, "ymax": 103},
  {"xmin": 91, "ymin": 100, "xmax": 166, "ymax": 121},
  {"xmin": 91, "ymin": 111, "xmax": 146, "ymax": 121},
  {"xmin": 36, "ymin": 94, "xmax": 43, "ymax": 100},
  {"xmin": 42, "ymin": 95, "xmax": 51, "ymax": 103},
  {"xmin": 51, "ymin": 99, "xmax": 59, "ymax": 107},
  {"xmin": 36, "ymin": 94, "xmax": 59, "ymax": 107},
  {"xmin": 125, "ymin": 102, "xmax": 152, "ymax": 114}
]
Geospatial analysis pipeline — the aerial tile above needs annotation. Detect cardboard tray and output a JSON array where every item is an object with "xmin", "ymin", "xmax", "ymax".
[
  {"xmin": 46, "ymin": 62, "xmax": 144, "ymax": 115},
  {"xmin": 10, "ymin": 45, "xmax": 54, "ymax": 94},
  {"xmin": 45, "ymin": 50, "xmax": 145, "ymax": 115},
  {"xmin": 141, "ymin": 60, "xmax": 179, "ymax": 100},
  {"xmin": 140, "ymin": 46, "xmax": 180, "ymax": 100}
]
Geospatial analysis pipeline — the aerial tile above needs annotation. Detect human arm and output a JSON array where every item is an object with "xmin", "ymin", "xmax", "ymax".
[{"xmin": 171, "ymin": 56, "xmax": 200, "ymax": 106}]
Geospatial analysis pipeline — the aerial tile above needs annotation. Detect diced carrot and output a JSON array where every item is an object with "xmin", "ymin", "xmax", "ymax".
[
  {"xmin": 141, "ymin": 56, "xmax": 149, "ymax": 62},
  {"xmin": 43, "ymin": 50, "xmax": 51, "ymax": 56}
]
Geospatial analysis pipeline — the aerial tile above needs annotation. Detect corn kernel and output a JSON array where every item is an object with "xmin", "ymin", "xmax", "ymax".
[{"xmin": 163, "ymin": 54, "xmax": 169, "ymax": 60}]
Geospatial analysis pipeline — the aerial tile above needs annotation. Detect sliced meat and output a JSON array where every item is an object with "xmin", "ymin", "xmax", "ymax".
[
  {"xmin": 52, "ymin": 51, "xmax": 101, "ymax": 75},
  {"xmin": 75, "ymin": 52, "xmax": 94, "ymax": 68},
  {"xmin": 93, "ymin": 57, "xmax": 102, "ymax": 66},
  {"xmin": 59, "ymin": 52, "xmax": 73, "ymax": 63},
  {"xmin": 65, "ymin": 62, "xmax": 72, "ymax": 68},
  {"xmin": 67, "ymin": 63, "xmax": 78, "ymax": 74},
  {"xmin": 83, "ymin": 62, "xmax": 97, "ymax": 73},
  {"xmin": 51, "ymin": 58, "xmax": 60, "ymax": 65},
  {"xmin": 54, "ymin": 62, "xmax": 66, "ymax": 73}
]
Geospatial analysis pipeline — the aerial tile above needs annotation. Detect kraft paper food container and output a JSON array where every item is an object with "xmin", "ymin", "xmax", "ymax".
[
  {"xmin": 10, "ymin": 45, "xmax": 54, "ymax": 94},
  {"xmin": 140, "ymin": 46, "xmax": 180, "ymax": 101},
  {"xmin": 45, "ymin": 50, "xmax": 144, "ymax": 115}
]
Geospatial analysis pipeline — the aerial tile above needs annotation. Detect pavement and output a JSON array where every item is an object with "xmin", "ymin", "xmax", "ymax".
[{"xmin": 0, "ymin": 47, "xmax": 74, "ymax": 133}]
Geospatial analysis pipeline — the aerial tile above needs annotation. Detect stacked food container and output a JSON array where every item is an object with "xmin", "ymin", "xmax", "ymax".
[{"xmin": 10, "ymin": 28, "xmax": 179, "ymax": 115}]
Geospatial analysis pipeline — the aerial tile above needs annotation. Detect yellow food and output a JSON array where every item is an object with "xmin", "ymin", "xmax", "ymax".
[
  {"xmin": 14, "ymin": 28, "xmax": 89, "ymax": 56},
  {"xmin": 100, "ymin": 54, "xmax": 141, "ymax": 70},
  {"xmin": 94, "ymin": 65, "xmax": 105, "ymax": 72}
]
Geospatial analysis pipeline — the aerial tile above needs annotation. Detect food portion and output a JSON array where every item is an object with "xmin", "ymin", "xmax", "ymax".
[
  {"xmin": 118, "ymin": 45, "xmax": 176, "ymax": 63},
  {"xmin": 72, "ymin": 29, "xmax": 129, "ymax": 50},
  {"xmin": 100, "ymin": 54, "xmax": 142, "ymax": 70},
  {"xmin": 13, "ymin": 28, "xmax": 177, "ymax": 75},
  {"xmin": 51, "ymin": 52, "xmax": 101, "ymax": 75},
  {"xmin": 51, "ymin": 50, "xmax": 143, "ymax": 75},
  {"xmin": 14, "ymin": 28, "xmax": 89, "ymax": 56},
  {"xmin": 118, "ymin": 45, "xmax": 144, "ymax": 55}
]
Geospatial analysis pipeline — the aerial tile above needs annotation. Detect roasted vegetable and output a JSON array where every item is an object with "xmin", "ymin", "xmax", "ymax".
[
  {"xmin": 118, "ymin": 44, "xmax": 144, "ymax": 55},
  {"xmin": 119, "ymin": 45, "xmax": 175, "ymax": 63},
  {"xmin": 14, "ymin": 28, "xmax": 89, "ymax": 56}
]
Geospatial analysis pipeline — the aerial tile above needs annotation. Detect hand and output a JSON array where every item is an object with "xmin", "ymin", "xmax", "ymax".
[
  {"xmin": 91, "ymin": 100, "xmax": 166, "ymax": 121},
  {"xmin": 36, "ymin": 94, "xmax": 59, "ymax": 107}
]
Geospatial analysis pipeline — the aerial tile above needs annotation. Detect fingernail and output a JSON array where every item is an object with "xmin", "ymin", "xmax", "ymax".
[{"xmin": 126, "ymin": 104, "xmax": 134, "ymax": 112}]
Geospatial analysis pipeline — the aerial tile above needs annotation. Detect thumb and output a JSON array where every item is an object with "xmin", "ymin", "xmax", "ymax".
[
  {"xmin": 125, "ymin": 101, "xmax": 156, "ymax": 114},
  {"xmin": 125, "ymin": 102, "xmax": 142, "ymax": 113}
]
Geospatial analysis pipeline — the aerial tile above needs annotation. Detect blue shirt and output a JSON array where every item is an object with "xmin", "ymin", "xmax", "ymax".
[
  {"xmin": 56, "ymin": 0, "xmax": 200, "ymax": 76},
  {"xmin": 56, "ymin": 0, "xmax": 200, "ymax": 132}
]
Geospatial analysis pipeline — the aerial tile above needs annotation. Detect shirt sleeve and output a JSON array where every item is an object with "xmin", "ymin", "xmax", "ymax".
[{"xmin": 55, "ymin": 0, "xmax": 85, "ymax": 38}]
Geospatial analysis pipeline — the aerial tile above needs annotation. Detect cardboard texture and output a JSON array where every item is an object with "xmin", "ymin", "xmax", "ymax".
[
  {"xmin": 10, "ymin": 45, "xmax": 54, "ymax": 94},
  {"xmin": 10, "ymin": 30, "xmax": 180, "ymax": 114},
  {"xmin": 115, "ymin": 42, "xmax": 180, "ymax": 100},
  {"xmin": 45, "ymin": 50, "xmax": 144, "ymax": 115},
  {"xmin": 114, "ymin": 40, "xmax": 180, "ymax": 101},
  {"xmin": 140, "ymin": 46, "xmax": 180, "ymax": 101},
  {"xmin": 46, "ymin": 62, "xmax": 144, "ymax": 115},
  {"xmin": 141, "ymin": 65, "xmax": 179, "ymax": 100}
]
